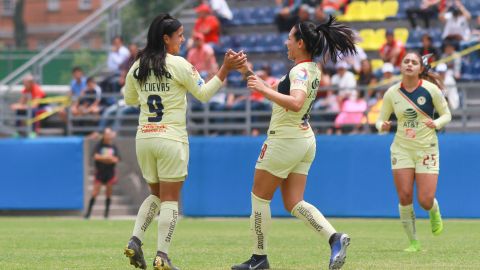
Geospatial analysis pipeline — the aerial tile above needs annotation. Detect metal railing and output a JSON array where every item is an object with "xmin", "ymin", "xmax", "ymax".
[{"xmin": 2, "ymin": 83, "xmax": 480, "ymax": 138}]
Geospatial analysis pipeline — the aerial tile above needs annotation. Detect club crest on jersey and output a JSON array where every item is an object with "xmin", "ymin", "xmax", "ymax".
[
  {"xmin": 296, "ymin": 68, "xmax": 308, "ymax": 81},
  {"xmin": 417, "ymin": 96, "xmax": 426, "ymax": 105}
]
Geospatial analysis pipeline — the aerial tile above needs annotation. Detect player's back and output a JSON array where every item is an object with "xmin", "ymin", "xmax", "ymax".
[{"xmin": 125, "ymin": 54, "xmax": 196, "ymax": 143}]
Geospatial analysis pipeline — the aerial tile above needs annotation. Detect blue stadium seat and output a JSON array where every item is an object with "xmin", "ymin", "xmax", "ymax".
[{"xmin": 227, "ymin": 71, "xmax": 246, "ymax": 87}]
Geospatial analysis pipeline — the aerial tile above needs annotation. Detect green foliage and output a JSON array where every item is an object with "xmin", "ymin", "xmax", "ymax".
[{"xmin": 0, "ymin": 218, "xmax": 479, "ymax": 269}]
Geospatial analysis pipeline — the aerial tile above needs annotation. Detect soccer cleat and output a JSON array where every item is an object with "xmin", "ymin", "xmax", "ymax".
[
  {"xmin": 153, "ymin": 251, "xmax": 180, "ymax": 270},
  {"xmin": 231, "ymin": 255, "xmax": 270, "ymax": 270},
  {"xmin": 403, "ymin": 240, "xmax": 421, "ymax": 252},
  {"xmin": 124, "ymin": 236, "xmax": 147, "ymax": 269},
  {"xmin": 429, "ymin": 208, "xmax": 443, "ymax": 236},
  {"xmin": 329, "ymin": 233, "xmax": 350, "ymax": 270}
]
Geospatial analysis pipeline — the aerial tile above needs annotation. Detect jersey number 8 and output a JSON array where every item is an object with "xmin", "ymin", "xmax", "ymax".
[{"xmin": 147, "ymin": 95, "xmax": 164, "ymax": 122}]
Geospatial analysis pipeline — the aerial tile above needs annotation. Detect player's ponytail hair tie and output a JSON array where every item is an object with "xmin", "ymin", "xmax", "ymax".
[{"xmin": 421, "ymin": 53, "xmax": 433, "ymax": 76}]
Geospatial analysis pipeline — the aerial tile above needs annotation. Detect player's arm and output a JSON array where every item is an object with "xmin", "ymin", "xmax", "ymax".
[
  {"xmin": 429, "ymin": 89, "xmax": 452, "ymax": 129},
  {"xmin": 124, "ymin": 70, "xmax": 140, "ymax": 106},
  {"xmin": 180, "ymin": 51, "xmax": 246, "ymax": 102},
  {"xmin": 246, "ymin": 66, "xmax": 307, "ymax": 112},
  {"xmin": 375, "ymin": 90, "xmax": 394, "ymax": 132}
]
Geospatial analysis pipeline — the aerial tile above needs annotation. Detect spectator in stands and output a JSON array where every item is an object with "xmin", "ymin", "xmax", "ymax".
[
  {"xmin": 59, "ymin": 67, "xmax": 87, "ymax": 123},
  {"xmin": 334, "ymin": 90, "xmax": 367, "ymax": 134},
  {"xmin": 69, "ymin": 66, "xmax": 87, "ymax": 98},
  {"xmin": 436, "ymin": 63, "xmax": 459, "ymax": 110},
  {"xmin": 440, "ymin": 1, "xmax": 471, "ymax": 43},
  {"xmin": 84, "ymin": 127, "xmax": 120, "ymax": 219},
  {"xmin": 209, "ymin": 0, "xmax": 233, "ymax": 24},
  {"xmin": 102, "ymin": 36, "xmax": 130, "ymax": 98},
  {"xmin": 418, "ymin": 34, "xmax": 440, "ymax": 63},
  {"xmin": 358, "ymin": 59, "xmax": 377, "ymax": 86},
  {"xmin": 331, "ymin": 61, "xmax": 356, "ymax": 98},
  {"xmin": 321, "ymin": 0, "xmax": 348, "ymax": 16},
  {"xmin": 275, "ymin": 0, "xmax": 302, "ymax": 32},
  {"xmin": 298, "ymin": 4, "xmax": 314, "ymax": 23},
  {"xmin": 379, "ymin": 62, "xmax": 396, "ymax": 82},
  {"xmin": 71, "ymin": 77, "xmax": 102, "ymax": 117},
  {"xmin": 406, "ymin": 0, "xmax": 441, "ymax": 29},
  {"xmin": 379, "ymin": 29, "xmax": 406, "ymax": 68},
  {"xmin": 441, "ymin": 41, "xmax": 462, "ymax": 79},
  {"xmin": 187, "ymin": 32, "xmax": 218, "ymax": 79},
  {"xmin": 343, "ymin": 38, "xmax": 368, "ymax": 74},
  {"xmin": 314, "ymin": 3, "xmax": 328, "ymax": 23},
  {"xmin": 194, "ymin": 3, "xmax": 221, "ymax": 44},
  {"xmin": 10, "ymin": 74, "xmax": 46, "ymax": 138},
  {"xmin": 119, "ymin": 43, "xmax": 139, "ymax": 88},
  {"xmin": 107, "ymin": 36, "xmax": 130, "ymax": 75}
]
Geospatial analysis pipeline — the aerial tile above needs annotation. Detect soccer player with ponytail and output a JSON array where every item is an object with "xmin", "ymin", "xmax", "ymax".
[
  {"xmin": 122, "ymin": 13, "xmax": 246, "ymax": 270},
  {"xmin": 376, "ymin": 52, "xmax": 451, "ymax": 252},
  {"xmin": 232, "ymin": 16, "xmax": 357, "ymax": 270}
]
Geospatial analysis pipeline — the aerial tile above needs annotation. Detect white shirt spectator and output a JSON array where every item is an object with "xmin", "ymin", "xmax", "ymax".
[
  {"xmin": 436, "ymin": 63, "xmax": 459, "ymax": 110},
  {"xmin": 107, "ymin": 46, "xmax": 130, "ymax": 73},
  {"xmin": 442, "ymin": 12, "xmax": 471, "ymax": 40},
  {"xmin": 331, "ymin": 62, "xmax": 357, "ymax": 97},
  {"xmin": 210, "ymin": 0, "xmax": 233, "ymax": 20}
]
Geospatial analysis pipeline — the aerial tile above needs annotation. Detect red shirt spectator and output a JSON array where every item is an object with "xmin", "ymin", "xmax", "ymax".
[
  {"xmin": 22, "ymin": 83, "xmax": 45, "ymax": 99},
  {"xmin": 194, "ymin": 4, "xmax": 220, "ymax": 44},
  {"xmin": 187, "ymin": 32, "xmax": 218, "ymax": 79},
  {"xmin": 379, "ymin": 29, "xmax": 406, "ymax": 68}
]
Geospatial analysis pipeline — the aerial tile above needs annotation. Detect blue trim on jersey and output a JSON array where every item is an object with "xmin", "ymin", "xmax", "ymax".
[{"xmin": 400, "ymin": 86, "xmax": 434, "ymax": 117}]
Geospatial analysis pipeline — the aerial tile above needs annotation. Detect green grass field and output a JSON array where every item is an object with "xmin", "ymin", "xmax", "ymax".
[{"xmin": 0, "ymin": 217, "xmax": 479, "ymax": 269}]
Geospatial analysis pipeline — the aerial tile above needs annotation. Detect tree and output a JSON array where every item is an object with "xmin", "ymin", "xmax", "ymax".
[{"xmin": 13, "ymin": 0, "xmax": 27, "ymax": 48}]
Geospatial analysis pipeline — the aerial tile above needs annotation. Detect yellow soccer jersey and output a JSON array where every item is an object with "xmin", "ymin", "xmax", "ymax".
[
  {"xmin": 124, "ymin": 53, "xmax": 223, "ymax": 143},
  {"xmin": 267, "ymin": 61, "xmax": 319, "ymax": 138},
  {"xmin": 376, "ymin": 79, "xmax": 451, "ymax": 150}
]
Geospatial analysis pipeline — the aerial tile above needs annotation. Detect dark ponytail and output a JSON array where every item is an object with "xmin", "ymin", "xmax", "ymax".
[
  {"xmin": 135, "ymin": 13, "xmax": 182, "ymax": 84},
  {"xmin": 294, "ymin": 15, "xmax": 357, "ymax": 63}
]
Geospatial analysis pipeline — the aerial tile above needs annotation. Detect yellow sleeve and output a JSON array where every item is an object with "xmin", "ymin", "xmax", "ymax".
[
  {"xmin": 175, "ymin": 56, "xmax": 223, "ymax": 102},
  {"xmin": 124, "ymin": 70, "xmax": 140, "ymax": 106},
  {"xmin": 289, "ymin": 65, "xmax": 309, "ymax": 93},
  {"xmin": 375, "ymin": 90, "xmax": 394, "ymax": 132},
  {"xmin": 432, "ymin": 88, "xmax": 452, "ymax": 129}
]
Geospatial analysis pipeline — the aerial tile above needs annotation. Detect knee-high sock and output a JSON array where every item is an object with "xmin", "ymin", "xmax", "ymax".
[
  {"xmin": 132, "ymin": 195, "xmax": 161, "ymax": 242},
  {"xmin": 85, "ymin": 197, "xmax": 96, "ymax": 218},
  {"xmin": 104, "ymin": 197, "xmax": 111, "ymax": 218},
  {"xmin": 399, "ymin": 204, "xmax": 417, "ymax": 242},
  {"xmin": 157, "ymin": 201, "xmax": 179, "ymax": 254},
  {"xmin": 291, "ymin": 200, "xmax": 336, "ymax": 240},
  {"xmin": 250, "ymin": 193, "xmax": 271, "ymax": 256}
]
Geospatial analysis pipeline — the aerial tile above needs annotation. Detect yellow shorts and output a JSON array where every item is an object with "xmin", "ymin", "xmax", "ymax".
[
  {"xmin": 136, "ymin": 137, "xmax": 189, "ymax": 183},
  {"xmin": 390, "ymin": 143, "xmax": 439, "ymax": 174},
  {"xmin": 255, "ymin": 136, "xmax": 316, "ymax": 179}
]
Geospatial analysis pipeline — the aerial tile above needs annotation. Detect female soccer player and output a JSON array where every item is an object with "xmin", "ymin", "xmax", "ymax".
[
  {"xmin": 376, "ymin": 52, "xmax": 451, "ymax": 252},
  {"xmin": 122, "ymin": 14, "xmax": 246, "ymax": 270},
  {"xmin": 232, "ymin": 16, "xmax": 356, "ymax": 270}
]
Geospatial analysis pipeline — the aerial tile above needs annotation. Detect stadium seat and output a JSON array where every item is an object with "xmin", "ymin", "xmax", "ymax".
[
  {"xmin": 371, "ymin": 59, "xmax": 384, "ymax": 72},
  {"xmin": 383, "ymin": 1, "xmax": 399, "ymax": 19},
  {"xmin": 358, "ymin": 29, "xmax": 376, "ymax": 50},
  {"xmin": 338, "ymin": 1, "xmax": 367, "ymax": 22},
  {"xmin": 365, "ymin": 1, "xmax": 385, "ymax": 21},
  {"xmin": 394, "ymin": 28, "xmax": 409, "ymax": 44}
]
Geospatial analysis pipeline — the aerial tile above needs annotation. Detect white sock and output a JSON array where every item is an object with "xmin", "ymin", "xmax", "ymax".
[
  {"xmin": 291, "ymin": 200, "xmax": 336, "ymax": 240},
  {"xmin": 157, "ymin": 201, "xmax": 179, "ymax": 254},
  {"xmin": 399, "ymin": 204, "xmax": 417, "ymax": 242},
  {"xmin": 250, "ymin": 192, "xmax": 271, "ymax": 255},
  {"xmin": 132, "ymin": 195, "xmax": 161, "ymax": 242},
  {"xmin": 429, "ymin": 198, "xmax": 439, "ymax": 213}
]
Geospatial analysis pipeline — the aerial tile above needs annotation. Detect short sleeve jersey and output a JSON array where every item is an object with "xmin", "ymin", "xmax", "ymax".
[
  {"xmin": 267, "ymin": 61, "xmax": 320, "ymax": 138},
  {"xmin": 124, "ymin": 53, "xmax": 216, "ymax": 144},
  {"xmin": 379, "ymin": 79, "xmax": 451, "ymax": 150}
]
